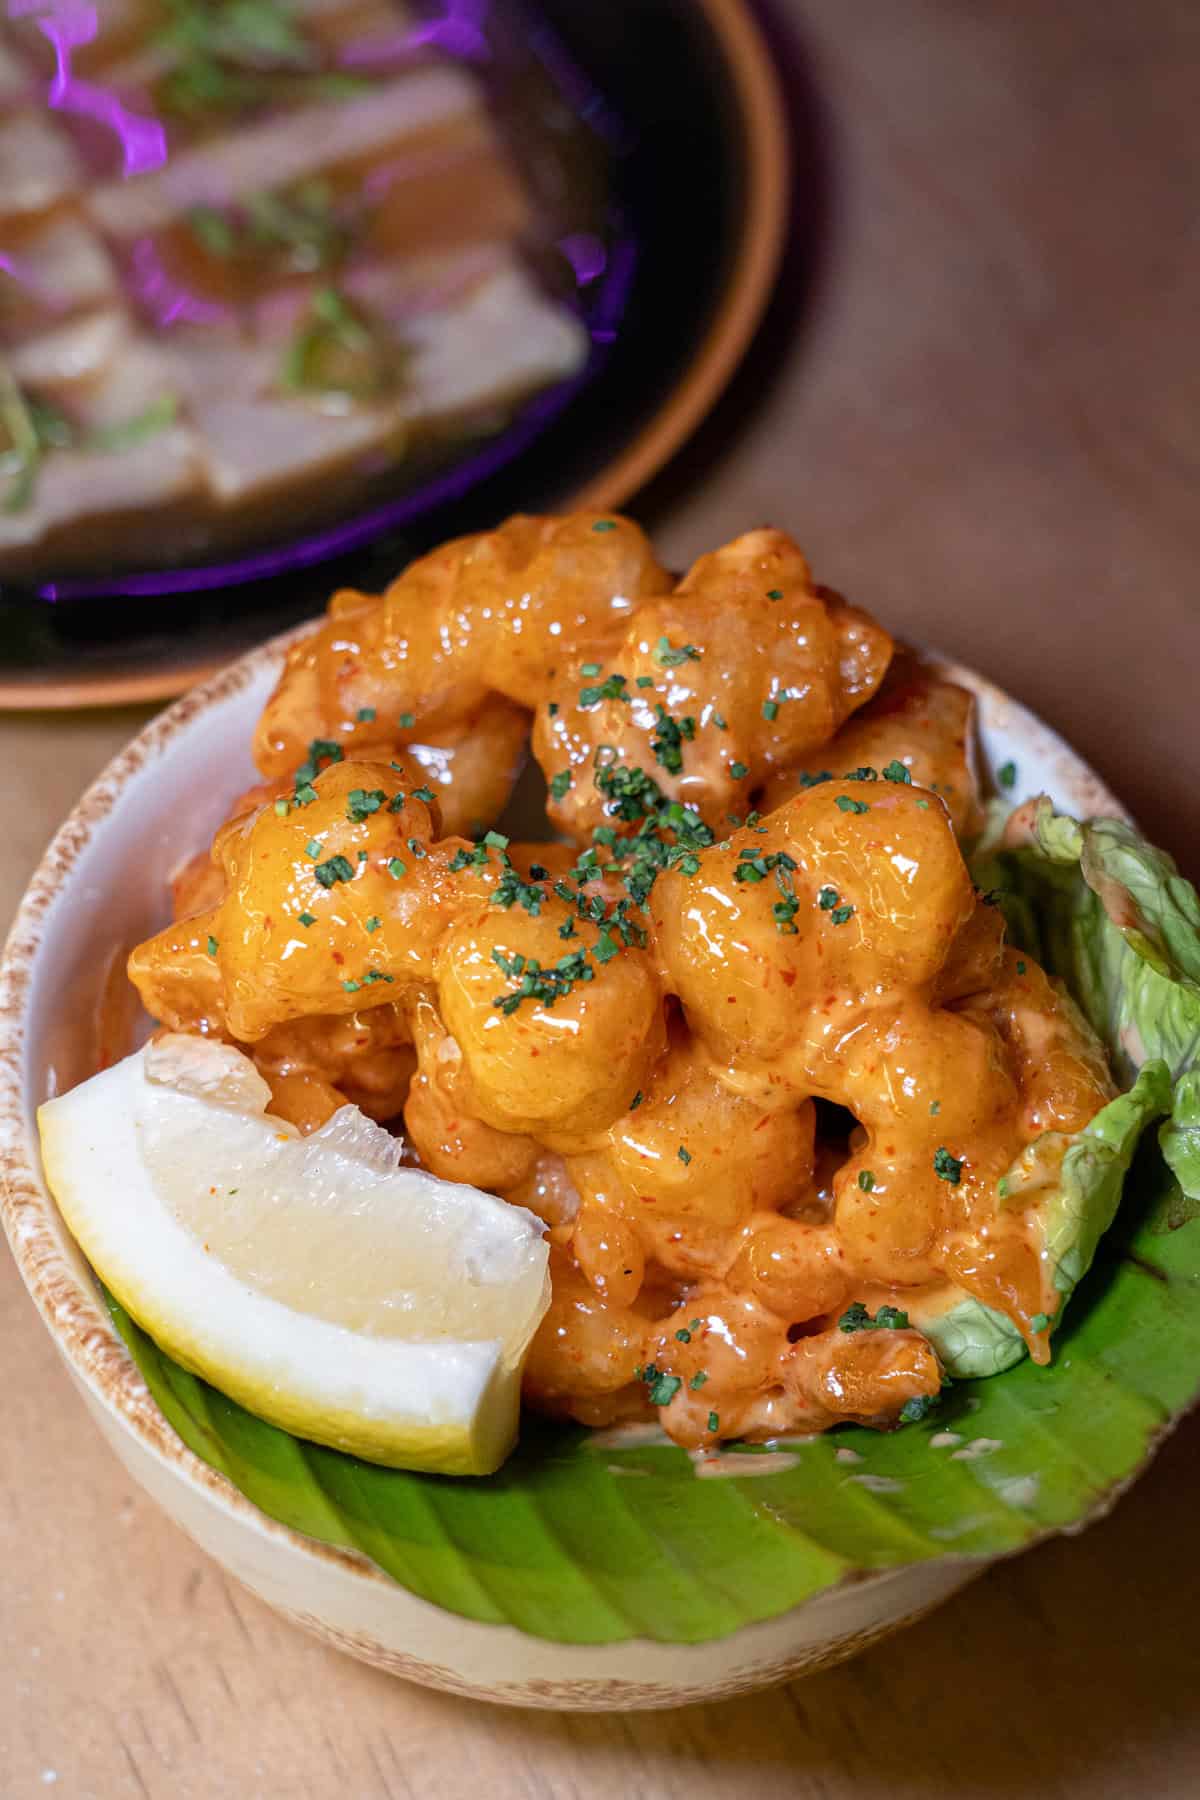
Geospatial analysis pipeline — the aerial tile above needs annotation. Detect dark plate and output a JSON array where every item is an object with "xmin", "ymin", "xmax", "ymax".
[{"xmin": 0, "ymin": 0, "xmax": 788, "ymax": 707}]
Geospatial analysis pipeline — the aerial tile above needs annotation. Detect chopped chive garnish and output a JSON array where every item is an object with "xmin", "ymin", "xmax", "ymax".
[
  {"xmin": 314, "ymin": 855, "xmax": 355, "ymax": 887},
  {"xmin": 357, "ymin": 707, "xmax": 376, "ymax": 722},
  {"xmin": 387, "ymin": 858, "xmax": 406, "ymax": 879},
  {"xmin": 205, "ymin": 935, "xmax": 218, "ymax": 958},
  {"xmin": 298, "ymin": 911, "xmax": 316, "ymax": 928},
  {"xmin": 835, "ymin": 795, "xmax": 869, "ymax": 814},
  {"xmin": 933, "ymin": 1147, "xmax": 963, "ymax": 1185}
]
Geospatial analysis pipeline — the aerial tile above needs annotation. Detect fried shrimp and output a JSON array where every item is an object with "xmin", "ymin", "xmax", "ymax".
[{"xmin": 129, "ymin": 514, "xmax": 1114, "ymax": 1450}]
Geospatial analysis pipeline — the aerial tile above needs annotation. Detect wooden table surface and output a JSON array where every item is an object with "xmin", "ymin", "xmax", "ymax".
[{"xmin": 3, "ymin": 0, "xmax": 1199, "ymax": 1793}]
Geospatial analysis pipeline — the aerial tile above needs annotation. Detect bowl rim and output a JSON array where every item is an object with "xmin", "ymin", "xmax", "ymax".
[
  {"xmin": 0, "ymin": 626, "xmax": 1127, "ymax": 1609},
  {"xmin": 0, "ymin": 0, "xmax": 791, "ymax": 713}
]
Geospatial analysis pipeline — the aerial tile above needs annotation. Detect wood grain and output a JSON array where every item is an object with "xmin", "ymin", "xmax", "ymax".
[{"xmin": 3, "ymin": 0, "xmax": 1200, "ymax": 1792}]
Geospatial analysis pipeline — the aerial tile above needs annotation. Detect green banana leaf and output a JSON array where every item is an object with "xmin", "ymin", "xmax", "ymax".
[{"xmin": 105, "ymin": 798, "xmax": 1200, "ymax": 1647}]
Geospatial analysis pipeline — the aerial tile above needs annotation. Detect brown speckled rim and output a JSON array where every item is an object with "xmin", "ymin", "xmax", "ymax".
[
  {"xmin": 0, "ymin": 635, "xmax": 1127, "ymax": 1633},
  {"xmin": 0, "ymin": 624, "xmax": 387, "ymax": 1588},
  {"xmin": 0, "ymin": 0, "xmax": 790, "ymax": 714}
]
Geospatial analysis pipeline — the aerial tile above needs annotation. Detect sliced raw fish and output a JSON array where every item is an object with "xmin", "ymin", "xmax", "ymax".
[
  {"xmin": 0, "ymin": 111, "xmax": 85, "ymax": 215},
  {"xmin": 89, "ymin": 67, "xmax": 478, "ymax": 236}
]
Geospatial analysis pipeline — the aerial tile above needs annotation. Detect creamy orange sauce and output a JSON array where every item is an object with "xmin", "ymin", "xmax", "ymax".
[{"xmin": 127, "ymin": 513, "xmax": 1115, "ymax": 1450}]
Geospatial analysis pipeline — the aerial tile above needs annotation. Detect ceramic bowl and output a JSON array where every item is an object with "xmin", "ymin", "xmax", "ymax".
[{"xmin": 0, "ymin": 636, "xmax": 1122, "ymax": 1709}]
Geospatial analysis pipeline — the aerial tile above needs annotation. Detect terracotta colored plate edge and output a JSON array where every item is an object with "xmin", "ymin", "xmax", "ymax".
[{"xmin": 0, "ymin": 0, "xmax": 790, "ymax": 715}]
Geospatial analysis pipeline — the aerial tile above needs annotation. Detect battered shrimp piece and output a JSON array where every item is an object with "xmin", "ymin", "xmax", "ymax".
[
  {"xmin": 565, "ymin": 1031, "xmax": 818, "ymax": 1292},
  {"xmin": 535, "ymin": 531, "xmax": 893, "ymax": 836},
  {"xmin": 253, "ymin": 513, "xmax": 670, "ymax": 777},
  {"xmin": 761, "ymin": 649, "xmax": 981, "ymax": 837},
  {"xmin": 403, "ymin": 990, "xmax": 538, "ymax": 1190},
  {"xmin": 434, "ymin": 895, "xmax": 666, "ymax": 1148},
  {"xmin": 650, "ymin": 777, "xmax": 976, "ymax": 1072},
  {"xmin": 523, "ymin": 1246, "xmax": 677, "ymax": 1426},
  {"xmin": 252, "ymin": 1006, "xmax": 417, "ymax": 1131},
  {"xmin": 397, "ymin": 697, "xmax": 529, "ymax": 840},
  {"xmin": 130, "ymin": 755, "xmax": 458, "ymax": 1042}
]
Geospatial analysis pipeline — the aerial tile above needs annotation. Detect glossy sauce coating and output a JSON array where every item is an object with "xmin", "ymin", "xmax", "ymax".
[{"xmin": 129, "ymin": 514, "xmax": 1115, "ymax": 1449}]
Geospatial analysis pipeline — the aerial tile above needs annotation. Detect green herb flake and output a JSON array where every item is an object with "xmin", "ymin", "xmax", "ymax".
[
  {"xmin": 766, "ymin": 588, "xmax": 783, "ymax": 600},
  {"xmin": 730, "ymin": 761, "xmax": 749, "ymax": 780},
  {"xmin": 346, "ymin": 787, "xmax": 385, "ymax": 823},
  {"xmin": 365, "ymin": 916, "xmax": 381, "ymax": 933},
  {"xmin": 930, "ymin": 1100, "xmax": 941, "ymax": 1116},
  {"xmin": 630, "ymin": 1090, "xmax": 643, "ymax": 1111},
  {"xmin": 830, "ymin": 903, "xmax": 856, "ymax": 926},
  {"xmin": 707, "ymin": 1412, "xmax": 720, "ymax": 1433},
  {"xmin": 1016, "ymin": 959, "xmax": 1027, "ymax": 975},
  {"xmin": 858, "ymin": 1170, "xmax": 876, "ymax": 1192},
  {"xmin": 998, "ymin": 761, "xmax": 1018, "ymax": 790},
  {"xmin": 838, "ymin": 1301, "xmax": 911, "ymax": 1334},
  {"xmin": 835, "ymin": 795, "xmax": 869, "ymax": 814},
  {"xmin": 882, "ymin": 760, "xmax": 912, "ymax": 784},
  {"xmin": 398, "ymin": 712, "xmax": 415, "ymax": 729},
  {"xmin": 648, "ymin": 1373, "xmax": 682, "ymax": 1407},
  {"xmin": 273, "ymin": 797, "xmax": 290, "ymax": 816},
  {"xmin": 356, "ymin": 706, "xmax": 376, "ymax": 723},
  {"xmin": 677, "ymin": 1144, "xmax": 692, "ymax": 1166},
  {"xmin": 314, "ymin": 854, "xmax": 355, "ymax": 888},
  {"xmin": 674, "ymin": 1327, "xmax": 692, "ymax": 1343},
  {"xmin": 689, "ymin": 1370, "xmax": 708, "ymax": 1390},
  {"xmin": 899, "ymin": 1395, "xmax": 937, "ymax": 1424},
  {"xmin": 387, "ymin": 858, "xmax": 406, "ymax": 880},
  {"xmin": 294, "ymin": 738, "xmax": 343, "ymax": 789},
  {"xmin": 410, "ymin": 786, "xmax": 436, "ymax": 804},
  {"xmin": 205, "ymin": 935, "xmax": 219, "ymax": 958},
  {"xmin": 550, "ymin": 770, "xmax": 573, "ymax": 801},
  {"xmin": 818, "ymin": 886, "xmax": 839, "ymax": 910},
  {"xmin": 580, "ymin": 661, "xmax": 602, "ymax": 678},
  {"xmin": 933, "ymin": 1147, "xmax": 963, "ymax": 1185},
  {"xmin": 761, "ymin": 699, "xmax": 779, "ymax": 722},
  {"xmin": 652, "ymin": 636, "xmax": 702, "ymax": 669},
  {"xmin": 592, "ymin": 520, "xmax": 617, "ymax": 532},
  {"xmin": 635, "ymin": 675, "xmax": 655, "ymax": 689},
  {"xmin": 305, "ymin": 838, "xmax": 322, "ymax": 858},
  {"xmin": 298, "ymin": 912, "xmax": 316, "ymax": 928}
]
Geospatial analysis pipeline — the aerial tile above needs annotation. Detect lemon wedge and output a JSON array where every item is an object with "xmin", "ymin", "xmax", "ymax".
[{"xmin": 38, "ymin": 1034, "xmax": 550, "ymax": 1475}]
